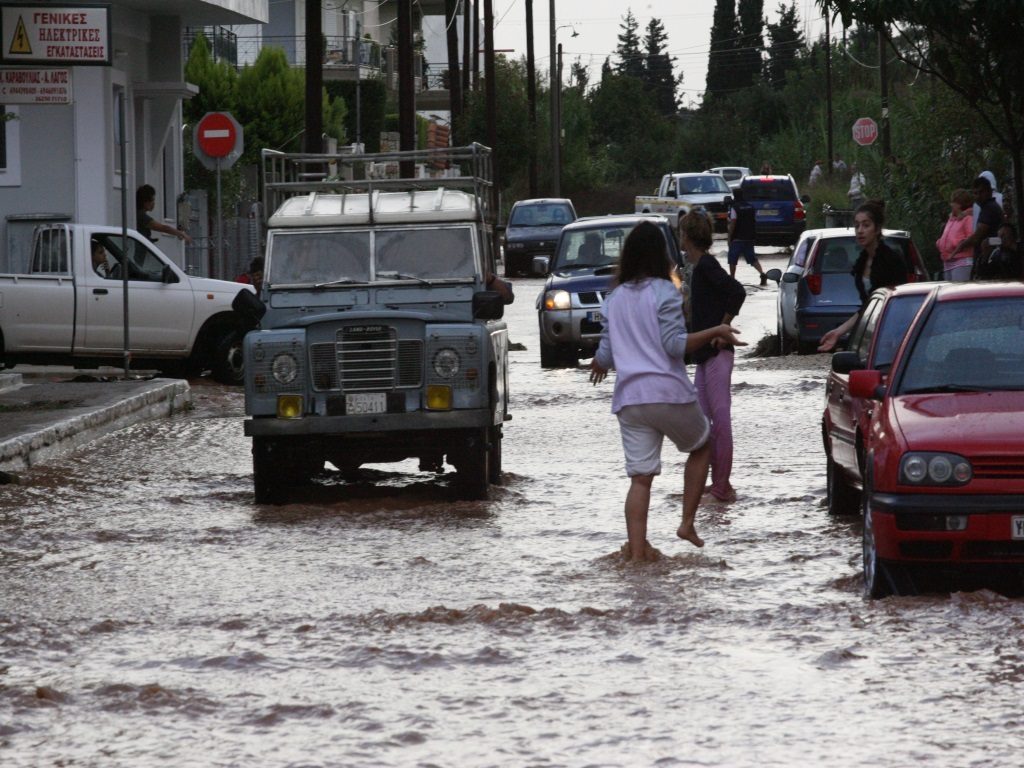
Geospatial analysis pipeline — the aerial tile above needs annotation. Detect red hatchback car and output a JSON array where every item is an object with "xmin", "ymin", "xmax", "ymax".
[
  {"xmin": 851, "ymin": 282, "xmax": 1024, "ymax": 597},
  {"xmin": 822, "ymin": 283, "xmax": 938, "ymax": 515}
]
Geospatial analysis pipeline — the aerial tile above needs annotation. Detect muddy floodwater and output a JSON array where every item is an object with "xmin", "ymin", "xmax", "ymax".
[{"xmin": 2, "ymin": 252, "xmax": 1024, "ymax": 767}]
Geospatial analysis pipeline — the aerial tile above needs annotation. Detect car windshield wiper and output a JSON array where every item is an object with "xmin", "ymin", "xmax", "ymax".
[
  {"xmin": 314, "ymin": 278, "xmax": 360, "ymax": 288},
  {"xmin": 902, "ymin": 383, "xmax": 993, "ymax": 394},
  {"xmin": 376, "ymin": 270, "xmax": 430, "ymax": 285}
]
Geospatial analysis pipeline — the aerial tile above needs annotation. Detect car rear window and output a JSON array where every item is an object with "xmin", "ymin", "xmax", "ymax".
[
  {"xmin": 509, "ymin": 203, "xmax": 574, "ymax": 227},
  {"xmin": 742, "ymin": 179, "xmax": 797, "ymax": 200},
  {"xmin": 813, "ymin": 236, "xmax": 913, "ymax": 273}
]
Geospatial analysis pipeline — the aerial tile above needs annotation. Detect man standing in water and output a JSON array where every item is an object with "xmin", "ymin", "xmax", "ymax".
[{"xmin": 589, "ymin": 221, "xmax": 745, "ymax": 562}]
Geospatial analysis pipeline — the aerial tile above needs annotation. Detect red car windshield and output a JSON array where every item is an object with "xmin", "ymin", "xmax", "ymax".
[{"xmin": 898, "ymin": 297, "xmax": 1024, "ymax": 393}]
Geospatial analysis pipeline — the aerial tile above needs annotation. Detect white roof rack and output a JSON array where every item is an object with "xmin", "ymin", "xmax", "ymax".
[{"xmin": 267, "ymin": 188, "xmax": 477, "ymax": 227}]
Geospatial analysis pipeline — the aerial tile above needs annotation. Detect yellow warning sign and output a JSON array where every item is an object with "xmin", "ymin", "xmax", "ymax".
[{"xmin": 9, "ymin": 17, "xmax": 32, "ymax": 56}]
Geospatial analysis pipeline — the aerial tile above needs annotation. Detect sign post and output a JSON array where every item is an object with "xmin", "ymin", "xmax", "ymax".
[
  {"xmin": 852, "ymin": 117, "xmax": 878, "ymax": 147},
  {"xmin": 193, "ymin": 111, "xmax": 243, "ymax": 279}
]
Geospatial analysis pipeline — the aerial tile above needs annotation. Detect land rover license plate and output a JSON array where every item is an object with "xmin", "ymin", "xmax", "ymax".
[
  {"xmin": 1012, "ymin": 516, "xmax": 1024, "ymax": 539},
  {"xmin": 346, "ymin": 392, "xmax": 387, "ymax": 414}
]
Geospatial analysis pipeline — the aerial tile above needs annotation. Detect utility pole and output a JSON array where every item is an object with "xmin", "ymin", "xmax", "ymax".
[
  {"xmin": 526, "ymin": 0, "xmax": 538, "ymax": 197},
  {"xmin": 398, "ymin": 0, "xmax": 415, "ymax": 176},
  {"xmin": 825, "ymin": 10, "xmax": 833, "ymax": 178},
  {"xmin": 462, "ymin": 0, "xmax": 472, "ymax": 94},
  {"xmin": 472, "ymin": 3, "xmax": 480, "ymax": 89},
  {"xmin": 549, "ymin": 0, "xmax": 559, "ymax": 196},
  {"xmin": 303, "ymin": 0, "xmax": 323, "ymax": 153},
  {"xmin": 445, "ymin": 0, "xmax": 462, "ymax": 145},
  {"xmin": 484, "ymin": 0, "xmax": 498, "ymax": 254},
  {"xmin": 879, "ymin": 25, "xmax": 891, "ymax": 160}
]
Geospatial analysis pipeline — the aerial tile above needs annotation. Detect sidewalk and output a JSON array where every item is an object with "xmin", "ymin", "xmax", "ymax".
[{"xmin": 0, "ymin": 371, "xmax": 192, "ymax": 474}]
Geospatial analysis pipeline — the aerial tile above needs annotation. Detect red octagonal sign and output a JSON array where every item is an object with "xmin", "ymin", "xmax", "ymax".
[
  {"xmin": 196, "ymin": 112, "xmax": 239, "ymax": 158},
  {"xmin": 852, "ymin": 116, "xmax": 878, "ymax": 147}
]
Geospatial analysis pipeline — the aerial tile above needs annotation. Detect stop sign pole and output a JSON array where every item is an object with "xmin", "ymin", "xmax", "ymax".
[{"xmin": 194, "ymin": 112, "xmax": 244, "ymax": 278}]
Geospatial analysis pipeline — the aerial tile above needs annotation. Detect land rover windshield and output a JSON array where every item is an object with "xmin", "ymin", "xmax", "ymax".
[{"xmin": 268, "ymin": 226, "xmax": 478, "ymax": 286}]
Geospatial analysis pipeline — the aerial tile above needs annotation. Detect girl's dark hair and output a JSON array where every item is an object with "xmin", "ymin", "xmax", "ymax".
[
  {"xmin": 679, "ymin": 210, "xmax": 713, "ymax": 250},
  {"xmin": 856, "ymin": 199, "xmax": 886, "ymax": 230},
  {"xmin": 617, "ymin": 220, "xmax": 672, "ymax": 284}
]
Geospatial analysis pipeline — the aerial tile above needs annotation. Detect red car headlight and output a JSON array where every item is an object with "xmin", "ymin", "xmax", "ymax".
[{"xmin": 900, "ymin": 452, "xmax": 972, "ymax": 486}]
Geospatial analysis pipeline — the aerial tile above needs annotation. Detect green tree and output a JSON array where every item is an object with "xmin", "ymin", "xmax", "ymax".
[
  {"xmin": 706, "ymin": 0, "xmax": 738, "ymax": 99},
  {"xmin": 765, "ymin": 3, "xmax": 803, "ymax": 89},
  {"xmin": 183, "ymin": 33, "xmax": 238, "ymax": 121},
  {"xmin": 822, "ymin": 0, "xmax": 1024, "ymax": 228},
  {"xmin": 615, "ymin": 10, "xmax": 645, "ymax": 80},
  {"xmin": 459, "ymin": 56, "xmax": 532, "ymax": 190},
  {"xmin": 589, "ymin": 72, "xmax": 673, "ymax": 181},
  {"xmin": 642, "ymin": 17, "xmax": 681, "ymax": 116},
  {"xmin": 736, "ymin": 0, "xmax": 766, "ymax": 88}
]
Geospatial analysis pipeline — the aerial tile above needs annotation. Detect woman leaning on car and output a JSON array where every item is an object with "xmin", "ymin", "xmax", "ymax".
[{"xmin": 818, "ymin": 200, "xmax": 909, "ymax": 352}]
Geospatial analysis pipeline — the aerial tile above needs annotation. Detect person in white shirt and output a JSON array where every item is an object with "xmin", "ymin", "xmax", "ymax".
[
  {"xmin": 589, "ymin": 220, "xmax": 744, "ymax": 562},
  {"xmin": 848, "ymin": 163, "xmax": 866, "ymax": 208}
]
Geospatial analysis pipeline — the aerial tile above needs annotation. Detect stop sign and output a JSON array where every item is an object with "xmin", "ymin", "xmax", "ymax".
[
  {"xmin": 195, "ymin": 112, "xmax": 241, "ymax": 158},
  {"xmin": 852, "ymin": 117, "xmax": 878, "ymax": 146}
]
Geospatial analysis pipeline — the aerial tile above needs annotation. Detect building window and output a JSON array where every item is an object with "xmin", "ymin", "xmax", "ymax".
[{"xmin": 0, "ymin": 105, "xmax": 21, "ymax": 187}]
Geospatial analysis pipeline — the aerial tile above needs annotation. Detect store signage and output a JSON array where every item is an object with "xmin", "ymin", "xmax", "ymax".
[
  {"xmin": 0, "ymin": 67, "xmax": 72, "ymax": 103},
  {"xmin": 1, "ymin": 4, "xmax": 112, "ymax": 66}
]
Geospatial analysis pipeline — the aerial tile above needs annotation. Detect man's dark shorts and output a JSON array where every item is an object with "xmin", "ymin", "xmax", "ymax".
[{"xmin": 728, "ymin": 239, "xmax": 758, "ymax": 266}]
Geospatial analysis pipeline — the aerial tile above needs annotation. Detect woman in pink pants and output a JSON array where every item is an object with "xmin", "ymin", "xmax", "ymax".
[{"xmin": 680, "ymin": 211, "xmax": 746, "ymax": 502}]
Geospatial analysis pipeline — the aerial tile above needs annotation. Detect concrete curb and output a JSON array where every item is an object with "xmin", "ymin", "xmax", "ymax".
[{"xmin": 0, "ymin": 379, "xmax": 192, "ymax": 472}]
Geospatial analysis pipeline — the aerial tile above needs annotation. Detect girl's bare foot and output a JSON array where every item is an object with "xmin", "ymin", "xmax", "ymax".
[
  {"xmin": 676, "ymin": 524, "xmax": 705, "ymax": 548},
  {"xmin": 620, "ymin": 540, "xmax": 662, "ymax": 562}
]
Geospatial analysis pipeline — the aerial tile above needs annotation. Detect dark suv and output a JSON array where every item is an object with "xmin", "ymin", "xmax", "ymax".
[
  {"xmin": 503, "ymin": 198, "xmax": 576, "ymax": 277},
  {"xmin": 739, "ymin": 174, "xmax": 810, "ymax": 247},
  {"xmin": 535, "ymin": 215, "xmax": 684, "ymax": 368}
]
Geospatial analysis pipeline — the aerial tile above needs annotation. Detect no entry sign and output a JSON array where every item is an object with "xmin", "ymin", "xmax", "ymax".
[
  {"xmin": 193, "ymin": 111, "xmax": 243, "ymax": 169},
  {"xmin": 852, "ymin": 116, "xmax": 878, "ymax": 147}
]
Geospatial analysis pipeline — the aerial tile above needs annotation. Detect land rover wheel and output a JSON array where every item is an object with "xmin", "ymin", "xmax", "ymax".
[
  {"xmin": 253, "ymin": 436, "xmax": 287, "ymax": 504},
  {"xmin": 211, "ymin": 330, "xmax": 245, "ymax": 385},
  {"xmin": 455, "ymin": 428, "xmax": 490, "ymax": 500},
  {"xmin": 488, "ymin": 425, "xmax": 503, "ymax": 485}
]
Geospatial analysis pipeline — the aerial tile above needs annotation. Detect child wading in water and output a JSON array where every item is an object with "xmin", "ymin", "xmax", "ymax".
[{"xmin": 589, "ymin": 220, "xmax": 745, "ymax": 561}]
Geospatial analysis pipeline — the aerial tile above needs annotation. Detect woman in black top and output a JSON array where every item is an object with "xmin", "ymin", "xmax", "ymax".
[
  {"xmin": 682, "ymin": 210, "xmax": 747, "ymax": 502},
  {"xmin": 818, "ymin": 200, "xmax": 908, "ymax": 352}
]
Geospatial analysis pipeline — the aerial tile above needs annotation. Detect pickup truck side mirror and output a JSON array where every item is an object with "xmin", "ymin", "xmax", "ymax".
[
  {"xmin": 162, "ymin": 264, "xmax": 179, "ymax": 284},
  {"xmin": 473, "ymin": 290, "xmax": 505, "ymax": 320},
  {"xmin": 849, "ymin": 368, "xmax": 884, "ymax": 399},
  {"xmin": 532, "ymin": 255, "xmax": 550, "ymax": 275}
]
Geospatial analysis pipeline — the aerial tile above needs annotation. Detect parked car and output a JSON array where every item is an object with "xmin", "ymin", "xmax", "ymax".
[
  {"xmin": 503, "ymin": 198, "xmax": 577, "ymax": 277},
  {"xmin": 821, "ymin": 282, "xmax": 938, "ymax": 515},
  {"xmin": 766, "ymin": 227, "xmax": 929, "ymax": 354},
  {"xmin": 851, "ymin": 282, "xmax": 1024, "ymax": 597},
  {"xmin": 535, "ymin": 214, "xmax": 684, "ymax": 368},
  {"xmin": 738, "ymin": 174, "xmax": 810, "ymax": 247},
  {"xmin": 705, "ymin": 166, "xmax": 751, "ymax": 192}
]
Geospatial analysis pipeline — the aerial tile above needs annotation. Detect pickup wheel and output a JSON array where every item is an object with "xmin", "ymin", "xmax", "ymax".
[
  {"xmin": 455, "ymin": 428, "xmax": 490, "ymax": 500},
  {"xmin": 540, "ymin": 339, "xmax": 578, "ymax": 369},
  {"xmin": 253, "ymin": 437, "xmax": 287, "ymax": 504},
  {"xmin": 826, "ymin": 455, "xmax": 860, "ymax": 515},
  {"xmin": 211, "ymin": 329, "xmax": 245, "ymax": 386}
]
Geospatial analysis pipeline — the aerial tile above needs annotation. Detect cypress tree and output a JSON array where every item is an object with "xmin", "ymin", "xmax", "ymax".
[
  {"xmin": 766, "ymin": 2, "xmax": 804, "ymax": 89},
  {"xmin": 736, "ymin": 0, "xmax": 765, "ymax": 88},
  {"xmin": 643, "ymin": 17, "xmax": 681, "ymax": 116},
  {"xmin": 706, "ymin": 0, "xmax": 738, "ymax": 98},
  {"xmin": 615, "ymin": 9, "xmax": 645, "ymax": 80}
]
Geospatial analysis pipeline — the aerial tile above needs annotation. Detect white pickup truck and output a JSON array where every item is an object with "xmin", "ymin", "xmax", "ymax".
[
  {"xmin": 0, "ymin": 223, "xmax": 259, "ymax": 383},
  {"xmin": 635, "ymin": 172, "xmax": 734, "ymax": 233}
]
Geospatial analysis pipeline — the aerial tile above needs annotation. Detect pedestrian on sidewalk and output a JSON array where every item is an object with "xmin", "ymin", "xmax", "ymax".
[
  {"xmin": 589, "ymin": 220, "xmax": 745, "ymax": 562},
  {"xmin": 683, "ymin": 210, "xmax": 746, "ymax": 503},
  {"xmin": 936, "ymin": 189, "xmax": 974, "ymax": 282},
  {"xmin": 956, "ymin": 175, "xmax": 1004, "ymax": 277},
  {"xmin": 847, "ymin": 164, "xmax": 866, "ymax": 210}
]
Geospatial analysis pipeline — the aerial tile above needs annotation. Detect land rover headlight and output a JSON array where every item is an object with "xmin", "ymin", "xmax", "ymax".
[
  {"xmin": 432, "ymin": 348, "xmax": 460, "ymax": 378},
  {"xmin": 543, "ymin": 289, "xmax": 571, "ymax": 310},
  {"xmin": 272, "ymin": 352, "xmax": 299, "ymax": 384},
  {"xmin": 899, "ymin": 452, "xmax": 972, "ymax": 485}
]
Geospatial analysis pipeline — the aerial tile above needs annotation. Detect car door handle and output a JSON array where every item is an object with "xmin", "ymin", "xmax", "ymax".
[{"xmin": 93, "ymin": 288, "xmax": 108, "ymax": 295}]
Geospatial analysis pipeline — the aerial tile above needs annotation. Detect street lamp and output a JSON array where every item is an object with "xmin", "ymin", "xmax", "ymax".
[{"xmin": 548, "ymin": 3, "xmax": 576, "ymax": 197}]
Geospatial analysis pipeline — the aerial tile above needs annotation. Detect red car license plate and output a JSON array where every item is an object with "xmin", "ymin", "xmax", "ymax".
[{"xmin": 1012, "ymin": 516, "xmax": 1024, "ymax": 539}]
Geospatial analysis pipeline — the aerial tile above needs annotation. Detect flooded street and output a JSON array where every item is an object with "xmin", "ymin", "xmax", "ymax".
[{"xmin": 3, "ymin": 250, "xmax": 1024, "ymax": 767}]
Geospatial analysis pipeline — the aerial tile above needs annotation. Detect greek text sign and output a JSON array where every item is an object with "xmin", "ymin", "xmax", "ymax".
[
  {"xmin": 1, "ymin": 4, "xmax": 112, "ymax": 66},
  {"xmin": 0, "ymin": 68, "xmax": 72, "ymax": 103}
]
